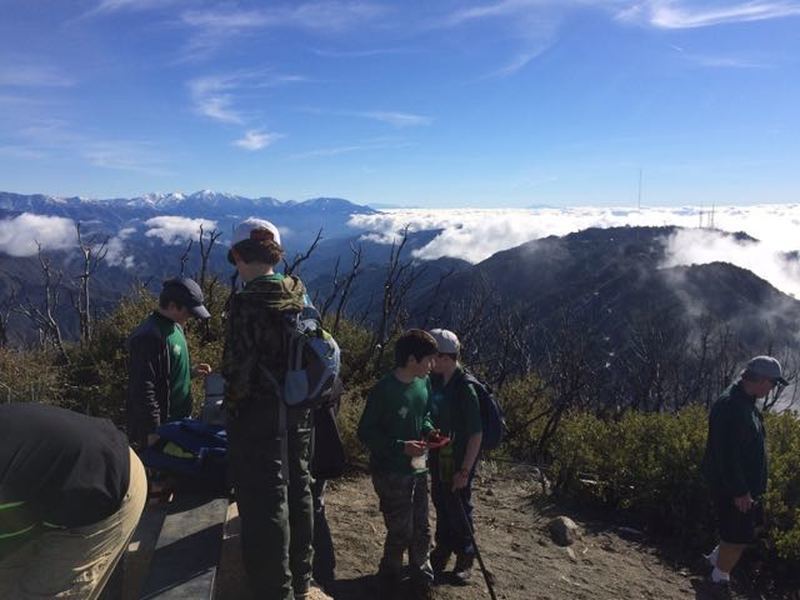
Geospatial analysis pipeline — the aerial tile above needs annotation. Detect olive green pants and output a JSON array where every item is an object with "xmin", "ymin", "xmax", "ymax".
[{"xmin": 228, "ymin": 403, "xmax": 314, "ymax": 600}]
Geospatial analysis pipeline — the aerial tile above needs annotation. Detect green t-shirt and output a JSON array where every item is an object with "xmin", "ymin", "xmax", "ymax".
[
  {"xmin": 357, "ymin": 373, "xmax": 434, "ymax": 475},
  {"xmin": 430, "ymin": 367, "xmax": 483, "ymax": 478},
  {"xmin": 153, "ymin": 312, "xmax": 192, "ymax": 421},
  {"xmin": 246, "ymin": 273, "xmax": 285, "ymax": 287}
]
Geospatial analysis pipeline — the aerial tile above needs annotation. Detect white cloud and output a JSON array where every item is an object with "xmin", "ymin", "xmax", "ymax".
[
  {"xmin": 145, "ymin": 216, "xmax": 217, "ymax": 245},
  {"xmin": 234, "ymin": 129, "xmax": 283, "ymax": 151},
  {"xmin": 0, "ymin": 213, "xmax": 76, "ymax": 257},
  {"xmin": 662, "ymin": 228, "xmax": 800, "ymax": 298},
  {"xmin": 617, "ymin": 0, "xmax": 800, "ymax": 29},
  {"xmin": 348, "ymin": 204, "xmax": 800, "ymax": 297},
  {"xmin": 362, "ymin": 111, "xmax": 433, "ymax": 128},
  {"xmin": 188, "ymin": 75, "xmax": 244, "ymax": 124},
  {"xmin": 0, "ymin": 63, "xmax": 74, "ymax": 87},
  {"xmin": 105, "ymin": 227, "xmax": 137, "ymax": 268}
]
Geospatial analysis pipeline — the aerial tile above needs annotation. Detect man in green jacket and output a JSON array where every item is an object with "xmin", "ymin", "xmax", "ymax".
[
  {"xmin": 357, "ymin": 329, "xmax": 439, "ymax": 599},
  {"xmin": 702, "ymin": 355, "xmax": 787, "ymax": 592}
]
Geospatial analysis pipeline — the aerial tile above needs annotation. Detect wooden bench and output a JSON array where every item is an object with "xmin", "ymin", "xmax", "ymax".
[{"xmin": 102, "ymin": 493, "xmax": 230, "ymax": 600}]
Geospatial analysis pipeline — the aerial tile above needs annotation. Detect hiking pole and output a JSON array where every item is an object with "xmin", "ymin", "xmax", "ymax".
[{"xmin": 456, "ymin": 495, "xmax": 498, "ymax": 600}]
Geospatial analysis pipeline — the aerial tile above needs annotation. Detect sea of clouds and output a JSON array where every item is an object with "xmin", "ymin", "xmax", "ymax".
[
  {"xmin": 349, "ymin": 204, "xmax": 800, "ymax": 298},
  {"xmin": 3, "ymin": 204, "xmax": 800, "ymax": 298}
]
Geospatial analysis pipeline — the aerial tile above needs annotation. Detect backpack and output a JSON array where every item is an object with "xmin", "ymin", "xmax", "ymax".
[
  {"xmin": 282, "ymin": 305, "xmax": 342, "ymax": 410},
  {"xmin": 461, "ymin": 371, "xmax": 509, "ymax": 451},
  {"xmin": 140, "ymin": 418, "xmax": 228, "ymax": 493}
]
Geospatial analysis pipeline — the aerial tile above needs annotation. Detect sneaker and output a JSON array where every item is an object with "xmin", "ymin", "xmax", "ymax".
[
  {"xmin": 430, "ymin": 546, "xmax": 452, "ymax": 576},
  {"xmin": 452, "ymin": 553, "xmax": 475, "ymax": 586}
]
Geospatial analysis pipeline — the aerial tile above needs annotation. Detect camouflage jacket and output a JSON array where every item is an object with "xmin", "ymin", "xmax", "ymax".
[{"xmin": 221, "ymin": 274, "xmax": 307, "ymax": 415}]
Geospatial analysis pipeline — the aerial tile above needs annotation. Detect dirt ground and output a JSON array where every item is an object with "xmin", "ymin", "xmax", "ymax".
[
  {"xmin": 322, "ymin": 463, "xmax": 701, "ymax": 600},
  {"xmin": 217, "ymin": 461, "xmax": 764, "ymax": 599}
]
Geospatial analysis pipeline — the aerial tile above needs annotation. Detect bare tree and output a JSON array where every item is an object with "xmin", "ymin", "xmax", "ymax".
[
  {"xmin": 284, "ymin": 228, "xmax": 323, "ymax": 277},
  {"xmin": 370, "ymin": 226, "xmax": 420, "ymax": 374},
  {"xmin": 179, "ymin": 239, "xmax": 194, "ymax": 276},
  {"xmin": 0, "ymin": 288, "xmax": 17, "ymax": 348},
  {"xmin": 17, "ymin": 244, "xmax": 69, "ymax": 363},
  {"xmin": 197, "ymin": 224, "xmax": 223, "ymax": 288},
  {"xmin": 317, "ymin": 243, "xmax": 363, "ymax": 335},
  {"xmin": 72, "ymin": 222, "xmax": 109, "ymax": 344}
]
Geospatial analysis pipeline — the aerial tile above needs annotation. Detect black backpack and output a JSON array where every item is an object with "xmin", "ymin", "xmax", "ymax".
[{"xmin": 461, "ymin": 371, "xmax": 509, "ymax": 451}]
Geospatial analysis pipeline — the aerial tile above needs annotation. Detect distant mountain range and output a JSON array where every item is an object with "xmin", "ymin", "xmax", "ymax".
[{"xmin": 2, "ymin": 192, "xmax": 800, "ymax": 363}]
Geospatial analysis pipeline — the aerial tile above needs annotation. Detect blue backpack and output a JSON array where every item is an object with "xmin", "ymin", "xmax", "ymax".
[
  {"xmin": 462, "ymin": 371, "xmax": 508, "ymax": 452},
  {"xmin": 140, "ymin": 418, "xmax": 228, "ymax": 493}
]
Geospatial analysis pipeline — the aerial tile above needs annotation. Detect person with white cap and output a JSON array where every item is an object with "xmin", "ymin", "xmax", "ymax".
[
  {"xmin": 701, "ymin": 355, "xmax": 788, "ymax": 595},
  {"xmin": 427, "ymin": 328, "xmax": 483, "ymax": 585},
  {"xmin": 221, "ymin": 218, "xmax": 331, "ymax": 600},
  {"xmin": 126, "ymin": 277, "xmax": 212, "ymax": 450}
]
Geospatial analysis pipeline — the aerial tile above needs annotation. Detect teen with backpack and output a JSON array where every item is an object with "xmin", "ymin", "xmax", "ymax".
[
  {"xmin": 427, "ymin": 329, "xmax": 484, "ymax": 584},
  {"xmin": 222, "ymin": 218, "xmax": 337, "ymax": 600}
]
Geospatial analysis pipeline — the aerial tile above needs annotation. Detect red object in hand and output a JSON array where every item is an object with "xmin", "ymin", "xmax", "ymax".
[{"xmin": 426, "ymin": 431, "xmax": 451, "ymax": 449}]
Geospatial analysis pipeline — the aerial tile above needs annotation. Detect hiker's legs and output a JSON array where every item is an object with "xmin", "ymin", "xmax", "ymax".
[
  {"xmin": 430, "ymin": 452, "xmax": 455, "ymax": 553},
  {"xmin": 0, "ymin": 448, "xmax": 147, "ymax": 600},
  {"xmin": 287, "ymin": 408, "xmax": 314, "ymax": 598},
  {"xmin": 312, "ymin": 478, "xmax": 336, "ymax": 584},
  {"xmin": 229, "ymin": 406, "xmax": 294, "ymax": 600},
  {"xmin": 717, "ymin": 542, "xmax": 746, "ymax": 573},
  {"xmin": 453, "ymin": 468, "xmax": 477, "ymax": 557},
  {"xmin": 372, "ymin": 472, "xmax": 414, "ymax": 577},
  {"xmin": 409, "ymin": 473, "xmax": 433, "ymax": 582}
]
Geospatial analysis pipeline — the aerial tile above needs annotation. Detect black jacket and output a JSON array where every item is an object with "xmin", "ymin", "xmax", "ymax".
[
  {"xmin": 702, "ymin": 382, "xmax": 768, "ymax": 498},
  {"xmin": 126, "ymin": 312, "xmax": 172, "ymax": 447}
]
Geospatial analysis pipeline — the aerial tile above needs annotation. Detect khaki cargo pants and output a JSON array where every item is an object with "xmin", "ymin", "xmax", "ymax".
[{"xmin": 0, "ymin": 448, "xmax": 147, "ymax": 599}]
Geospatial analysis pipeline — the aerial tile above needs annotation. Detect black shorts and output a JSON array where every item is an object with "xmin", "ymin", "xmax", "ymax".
[{"xmin": 715, "ymin": 496, "xmax": 764, "ymax": 544}]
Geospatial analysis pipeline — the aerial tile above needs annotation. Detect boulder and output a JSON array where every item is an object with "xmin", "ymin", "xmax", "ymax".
[{"xmin": 548, "ymin": 516, "xmax": 581, "ymax": 547}]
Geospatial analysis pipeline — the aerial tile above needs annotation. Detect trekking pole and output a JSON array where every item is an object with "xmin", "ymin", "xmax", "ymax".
[{"xmin": 456, "ymin": 495, "xmax": 498, "ymax": 600}]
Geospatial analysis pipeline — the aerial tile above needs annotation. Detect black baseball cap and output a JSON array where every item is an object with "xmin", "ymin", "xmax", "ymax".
[{"xmin": 161, "ymin": 277, "xmax": 211, "ymax": 319}]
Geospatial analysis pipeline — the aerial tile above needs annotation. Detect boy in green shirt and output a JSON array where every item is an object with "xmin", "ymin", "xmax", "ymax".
[{"xmin": 357, "ymin": 329, "xmax": 439, "ymax": 599}]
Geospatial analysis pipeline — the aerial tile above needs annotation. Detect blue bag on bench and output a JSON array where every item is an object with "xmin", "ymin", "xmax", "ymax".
[{"xmin": 140, "ymin": 418, "xmax": 228, "ymax": 493}]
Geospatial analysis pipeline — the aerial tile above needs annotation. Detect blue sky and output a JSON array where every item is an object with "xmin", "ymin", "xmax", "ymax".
[{"xmin": 1, "ymin": 0, "xmax": 799, "ymax": 207}]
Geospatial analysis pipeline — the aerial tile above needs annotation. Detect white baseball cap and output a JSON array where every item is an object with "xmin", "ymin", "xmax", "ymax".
[
  {"xmin": 428, "ymin": 328, "xmax": 460, "ymax": 354},
  {"xmin": 231, "ymin": 218, "xmax": 282, "ymax": 247}
]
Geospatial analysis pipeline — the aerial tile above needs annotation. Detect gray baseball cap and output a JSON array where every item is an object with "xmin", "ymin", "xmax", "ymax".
[
  {"xmin": 429, "ymin": 328, "xmax": 460, "ymax": 354},
  {"xmin": 161, "ymin": 277, "xmax": 211, "ymax": 319},
  {"xmin": 745, "ymin": 355, "xmax": 789, "ymax": 386}
]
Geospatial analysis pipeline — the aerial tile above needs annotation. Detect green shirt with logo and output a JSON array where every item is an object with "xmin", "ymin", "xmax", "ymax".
[
  {"xmin": 153, "ymin": 312, "xmax": 192, "ymax": 421},
  {"xmin": 357, "ymin": 373, "xmax": 434, "ymax": 475}
]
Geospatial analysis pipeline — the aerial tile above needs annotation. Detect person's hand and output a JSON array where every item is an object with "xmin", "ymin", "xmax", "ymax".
[
  {"xmin": 403, "ymin": 440, "xmax": 427, "ymax": 457},
  {"xmin": 192, "ymin": 363, "xmax": 212, "ymax": 378},
  {"xmin": 452, "ymin": 469, "xmax": 470, "ymax": 492},
  {"xmin": 734, "ymin": 493, "xmax": 754, "ymax": 513}
]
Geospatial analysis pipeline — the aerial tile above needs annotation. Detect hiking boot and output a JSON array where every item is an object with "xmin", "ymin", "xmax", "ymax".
[
  {"xmin": 411, "ymin": 576, "xmax": 433, "ymax": 600},
  {"xmin": 452, "ymin": 553, "xmax": 475, "ymax": 586},
  {"xmin": 376, "ymin": 571, "xmax": 399, "ymax": 600},
  {"xmin": 703, "ymin": 578, "xmax": 732, "ymax": 600},
  {"xmin": 430, "ymin": 545, "xmax": 452, "ymax": 576}
]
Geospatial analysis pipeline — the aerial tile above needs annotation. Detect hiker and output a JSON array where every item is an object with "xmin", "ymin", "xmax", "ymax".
[
  {"xmin": 701, "ymin": 355, "xmax": 787, "ymax": 592},
  {"xmin": 221, "ymin": 218, "xmax": 320, "ymax": 600},
  {"xmin": 0, "ymin": 403, "xmax": 147, "ymax": 599},
  {"xmin": 357, "ymin": 329, "xmax": 439, "ymax": 599},
  {"xmin": 127, "ymin": 277, "xmax": 212, "ymax": 450},
  {"xmin": 310, "ymin": 394, "xmax": 346, "ymax": 592},
  {"xmin": 427, "ymin": 328, "xmax": 483, "ymax": 584}
]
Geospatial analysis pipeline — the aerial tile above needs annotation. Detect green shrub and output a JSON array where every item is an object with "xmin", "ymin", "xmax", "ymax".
[
  {"xmin": 550, "ymin": 406, "xmax": 800, "ymax": 565},
  {"xmin": 765, "ymin": 412, "xmax": 800, "ymax": 562}
]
